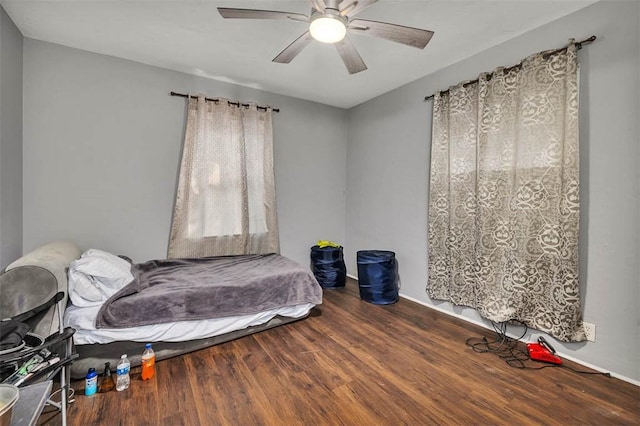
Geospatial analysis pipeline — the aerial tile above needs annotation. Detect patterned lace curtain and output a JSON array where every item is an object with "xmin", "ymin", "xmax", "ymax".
[
  {"xmin": 168, "ymin": 96, "xmax": 279, "ymax": 258},
  {"xmin": 427, "ymin": 42, "xmax": 586, "ymax": 342}
]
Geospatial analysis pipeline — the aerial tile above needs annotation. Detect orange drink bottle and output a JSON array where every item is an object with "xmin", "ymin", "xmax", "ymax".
[{"xmin": 141, "ymin": 343, "xmax": 155, "ymax": 380}]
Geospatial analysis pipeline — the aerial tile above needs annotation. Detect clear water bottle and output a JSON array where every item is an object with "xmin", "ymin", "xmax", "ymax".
[
  {"xmin": 116, "ymin": 354, "xmax": 130, "ymax": 391},
  {"xmin": 141, "ymin": 343, "xmax": 155, "ymax": 380}
]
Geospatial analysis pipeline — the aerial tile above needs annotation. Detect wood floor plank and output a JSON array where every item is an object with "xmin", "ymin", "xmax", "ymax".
[{"xmin": 44, "ymin": 278, "xmax": 639, "ymax": 425}]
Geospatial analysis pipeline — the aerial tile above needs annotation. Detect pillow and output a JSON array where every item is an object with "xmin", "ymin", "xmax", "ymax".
[{"xmin": 68, "ymin": 249, "xmax": 134, "ymax": 307}]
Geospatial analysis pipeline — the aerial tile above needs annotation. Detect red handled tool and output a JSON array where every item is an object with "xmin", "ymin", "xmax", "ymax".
[{"xmin": 527, "ymin": 336, "xmax": 562, "ymax": 365}]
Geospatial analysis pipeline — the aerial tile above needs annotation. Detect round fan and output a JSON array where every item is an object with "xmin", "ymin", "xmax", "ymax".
[{"xmin": 218, "ymin": 0, "xmax": 434, "ymax": 74}]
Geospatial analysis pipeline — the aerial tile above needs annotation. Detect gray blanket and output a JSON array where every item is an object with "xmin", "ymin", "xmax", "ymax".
[{"xmin": 96, "ymin": 254, "xmax": 322, "ymax": 329}]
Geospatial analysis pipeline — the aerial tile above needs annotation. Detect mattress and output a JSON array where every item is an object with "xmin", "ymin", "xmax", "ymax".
[
  {"xmin": 64, "ymin": 251, "xmax": 322, "ymax": 379},
  {"xmin": 65, "ymin": 302, "xmax": 314, "ymax": 345}
]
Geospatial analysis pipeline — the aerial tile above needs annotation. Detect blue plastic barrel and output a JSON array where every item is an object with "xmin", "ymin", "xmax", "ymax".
[
  {"xmin": 310, "ymin": 246, "xmax": 346, "ymax": 289},
  {"xmin": 357, "ymin": 250, "xmax": 398, "ymax": 304}
]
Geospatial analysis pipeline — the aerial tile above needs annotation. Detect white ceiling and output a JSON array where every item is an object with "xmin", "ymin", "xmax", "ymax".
[{"xmin": 2, "ymin": 0, "xmax": 597, "ymax": 108}]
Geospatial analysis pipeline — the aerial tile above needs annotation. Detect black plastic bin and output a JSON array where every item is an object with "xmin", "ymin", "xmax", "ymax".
[
  {"xmin": 310, "ymin": 245, "xmax": 346, "ymax": 289},
  {"xmin": 357, "ymin": 250, "xmax": 398, "ymax": 304}
]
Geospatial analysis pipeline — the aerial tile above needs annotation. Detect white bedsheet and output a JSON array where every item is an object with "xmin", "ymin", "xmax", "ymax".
[{"xmin": 65, "ymin": 302, "xmax": 314, "ymax": 345}]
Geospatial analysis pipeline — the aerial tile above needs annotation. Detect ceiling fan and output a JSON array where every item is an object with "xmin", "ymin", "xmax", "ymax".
[{"xmin": 218, "ymin": 0, "xmax": 434, "ymax": 74}]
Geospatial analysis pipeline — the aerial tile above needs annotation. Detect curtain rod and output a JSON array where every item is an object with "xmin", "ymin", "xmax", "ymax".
[
  {"xmin": 170, "ymin": 91, "xmax": 280, "ymax": 113},
  {"xmin": 423, "ymin": 35, "xmax": 596, "ymax": 102}
]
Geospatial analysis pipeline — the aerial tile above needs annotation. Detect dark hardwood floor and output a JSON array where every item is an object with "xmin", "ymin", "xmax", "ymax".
[{"xmin": 40, "ymin": 279, "xmax": 638, "ymax": 425}]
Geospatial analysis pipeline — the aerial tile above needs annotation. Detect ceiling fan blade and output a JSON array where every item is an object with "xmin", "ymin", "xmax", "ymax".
[
  {"xmin": 349, "ymin": 19, "xmax": 434, "ymax": 49},
  {"xmin": 306, "ymin": 0, "xmax": 326, "ymax": 12},
  {"xmin": 218, "ymin": 8, "xmax": 308, "ymax": 23},
  {"xmin": 335, "ymin": 36, "xmax": 367, "ymax": 74},
  {"xmin": 273, "ymin": 31, "xmax": 314, "ymax": 64},
  {"xmin": 341, "ymin": 0, "xmax": 379, "ymax": 17}
]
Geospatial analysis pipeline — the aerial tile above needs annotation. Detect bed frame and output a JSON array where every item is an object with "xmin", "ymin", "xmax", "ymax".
[{"xmin": 70, "ymin": 313, "xmax": 308, "ymax": 379}]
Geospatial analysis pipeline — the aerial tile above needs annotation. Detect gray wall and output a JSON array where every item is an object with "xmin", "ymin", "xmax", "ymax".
[
  {"xmin": 22, "ymin": 40, "xmax": 347, "ymax": 267},
  {"xmin": 0, "ymin": 6, "xmax": 23, "ymax": 269},
  {"xmin": 346, "ymin": 1, "xmax": 639, "ymax": 382}
]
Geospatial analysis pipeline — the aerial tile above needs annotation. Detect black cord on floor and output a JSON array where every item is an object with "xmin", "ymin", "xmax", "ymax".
[{"xmin": 465, "ymin": 320, "xmax": 611, "ymax": 377}]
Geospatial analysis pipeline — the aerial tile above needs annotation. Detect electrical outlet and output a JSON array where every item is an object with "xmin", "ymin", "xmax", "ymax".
[{"xmin": 583, "ymin": 322, "xmax": 596, "ymax": 342}]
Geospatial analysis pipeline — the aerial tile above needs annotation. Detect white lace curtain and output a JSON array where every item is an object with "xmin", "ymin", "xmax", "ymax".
[
  {"xmin": 427, "ymin": 42, "xmax": 586, "ymax": 342},
  {"xmin": 168, "ymin": 96, "xmax": 279, "ymax": 258}
]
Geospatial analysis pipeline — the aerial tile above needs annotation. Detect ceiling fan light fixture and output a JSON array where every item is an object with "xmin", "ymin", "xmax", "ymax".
[{"xmin": 309, "ymin": 13, "xmax": 347, "ymax": 44}]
